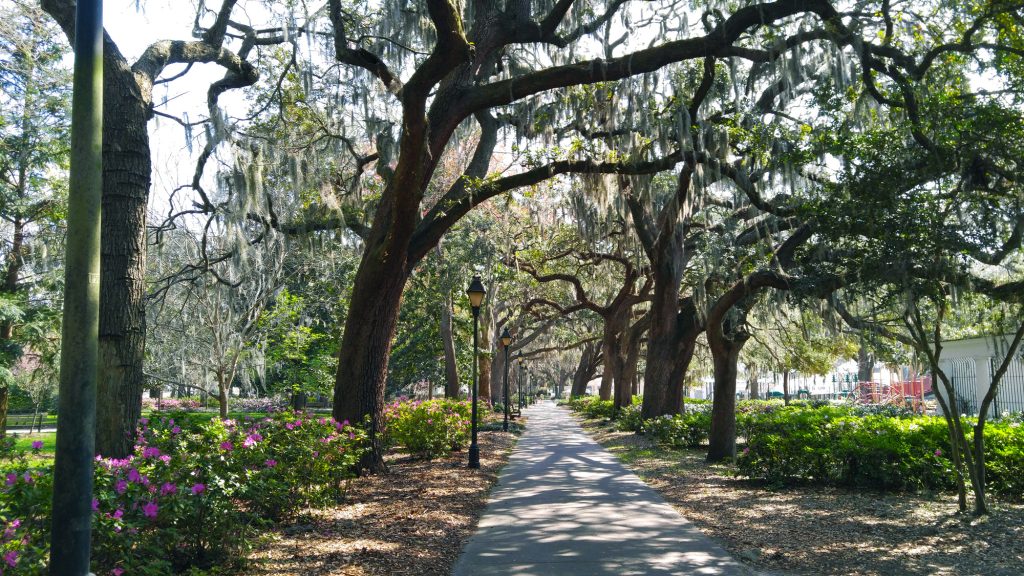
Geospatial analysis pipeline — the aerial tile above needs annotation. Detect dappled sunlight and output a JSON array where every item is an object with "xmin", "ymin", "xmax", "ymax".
[
  {"xmin": 453, "ymin": 402, "xmax": 748, "ymax": 575},
  {"xmin": 249, "ymin": 430, "xmax": 517, "ymax": 575},
  {"xmin": 580, "ymin": 416, "xmax": 1024, "ymax": 575}
]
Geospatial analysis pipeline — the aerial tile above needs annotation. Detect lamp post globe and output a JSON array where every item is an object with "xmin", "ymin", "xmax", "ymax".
[
  {"xmin": 466, "ymin": 275, "xmax": 486, "ymax": 469},
  {"xmin": 500, "ymin": 327, "xmax": 512, "ymax": 432}
]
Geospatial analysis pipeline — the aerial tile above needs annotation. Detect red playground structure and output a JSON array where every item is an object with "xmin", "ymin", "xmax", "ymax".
[{"xmin": 854, "ymin": 377, "xmax": 932, "ymax": 412}]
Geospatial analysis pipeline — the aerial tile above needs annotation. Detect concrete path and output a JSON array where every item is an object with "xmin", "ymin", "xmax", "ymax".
[{"xmin": 452, "ymin": 401, "xmax": 753, "ymax": 576}]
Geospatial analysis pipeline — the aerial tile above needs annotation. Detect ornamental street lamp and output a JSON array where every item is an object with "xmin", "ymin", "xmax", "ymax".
[
  {"xmin": 501, "ymin": 327, "xmax": 512, "ymax": 432},
  {"xmin": 466, "ymin": 275, "xmax": 486, "ymax": 469}
]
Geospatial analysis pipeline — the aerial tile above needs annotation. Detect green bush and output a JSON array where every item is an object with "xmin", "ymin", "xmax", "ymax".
[
  {"xmin": 643, "ymin": 407, "xmax": 712, "ymax": 448},
  {"xmin": 382, "ymin": 398, "xmax": 471, "ymax": 458},
  {"xmin": 736, "ymin": 405, "xmax": 972, "ymax": 493},
  {"xmin": 564, "ymin": 395, "xmax": 616, "ymax": 419},
  {"xmin": 615, "ymin": 397, "xmax": 644, "ymax": 432},
  {"xmin": 982, "ymin": 421, "xmax": 1024, "ymax": 498}
]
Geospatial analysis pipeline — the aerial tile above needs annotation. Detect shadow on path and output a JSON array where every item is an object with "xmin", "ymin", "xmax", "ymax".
[{"xmin": 451, "ymin": 401, "xmax": 753, "ymax": 575}]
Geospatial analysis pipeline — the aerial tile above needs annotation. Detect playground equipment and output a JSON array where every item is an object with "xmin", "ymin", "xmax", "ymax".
[{"xmin": 847, "ymin": 378, "xmax": 932, "ymax": 412}]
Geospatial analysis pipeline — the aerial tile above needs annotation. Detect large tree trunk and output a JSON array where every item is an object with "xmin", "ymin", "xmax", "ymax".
[
  {"xmin": 571, "ymin": 342, "xmax": 599, "ymax": 397},
  {"xmin": 333, "ymin": 244, "xmax": 410, "ymax": 473},
  {"xmin": 91, "ymin": 37, "xmax": 150, "ymax": 459},
  {"xmin": 641, "ymin": 294, "xmax": 700, "ymax": 419},
  {"xmin": 441, "ymin": 293, "xmax": 459, "ymax": 398},
  {"xmin": 478, "ymin": 349, "xmax": 491, "ymax": 405},
  {"xmin": 216, "ymin": 370, "xmax": 229, "ymax": 419},
  {"xmin": 617, "ymin": 313, "xmax": 650, "ymax": 409},
  {"xmin": 707, "ymin": 313, "xmax": 750, "ymax": 462},
  {"xmin": 599, "ymin": 312, "xmax": 627, "ymax": 402},
  {"xmin": 782, "ymin": 371, "xmax": 791, "ymax": 405},
  {"xmin": 748, "ymin": 364, "xmax": 760, "ymax": 400},
  {"xmin": 857, "ymin": 345, "xmax": 873, "ymax": 383}
]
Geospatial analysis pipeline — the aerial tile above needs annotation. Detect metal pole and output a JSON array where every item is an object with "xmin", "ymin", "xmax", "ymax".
[
  {"xmin": 503, "ymin": 344, "xmax": 510, "ymax": 431},
  {"xmin": 468, "ymin": 309, "xmax": 480, "ymax": 469},
  {"xmin": 51, "ymin": 0, "xmax": 102, "ymax": 572},
  {"xmin": 518, "ymin": 358, "xmax": 524, "ymax": 413}
]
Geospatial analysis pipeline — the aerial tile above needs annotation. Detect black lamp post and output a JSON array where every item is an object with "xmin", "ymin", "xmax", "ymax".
[
  {"xmin": 466, "ymin": 275, "xmax": 486, "ymax": 469},
  {"xmin": 517, "ymin": 354, "xmax": 524, "ymax": 415},
  {"xmin": 501, "ymin": 327, "xmax": 512, "ymax": 431}
]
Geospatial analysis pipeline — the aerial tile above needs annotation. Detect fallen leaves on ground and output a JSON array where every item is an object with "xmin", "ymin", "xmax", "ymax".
[
  {"xmin": 247, "ymin": 430, "xmax": 516, "ymax": 575},
  {"xmin": 579, "ymin": 415, "xmax": 1024, "ymax": 576}
]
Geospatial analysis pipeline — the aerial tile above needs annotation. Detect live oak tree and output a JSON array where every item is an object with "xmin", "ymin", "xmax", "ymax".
[{"xmin": 40, "ymin": 0, "xmax": 294, "ymax": 457}]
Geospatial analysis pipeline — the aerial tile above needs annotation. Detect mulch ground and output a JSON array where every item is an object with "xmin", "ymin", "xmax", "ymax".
[
  {"xmin": 578, "ymin": 415, "xmax": 1024, "ymax": 576},
  {"xmin": 247, "ymin": 429, "xmax": 517, "ymax": 575}
]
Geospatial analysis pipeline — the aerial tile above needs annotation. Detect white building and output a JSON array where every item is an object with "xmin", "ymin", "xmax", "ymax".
[{"xmin": 936, "ymin": 334, "xmax": 1024, "ymax": 417}]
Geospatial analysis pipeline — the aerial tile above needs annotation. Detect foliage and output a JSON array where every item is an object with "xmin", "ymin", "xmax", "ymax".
[
  {"xmin": 565, "ymin": 396, "xmax": 616, "ymax": 419},
  {"xmin": 736, "ymin": 405, "xmax": 1023, "ymax": 498},
  {"xmin": 141, "ymin": 397, "xmax": 203, "ymax": 412},
  {"xmin": 0, "ymin": 411, "xmax": 366, "ymax": 573},
  {"xmin": 382, "ymin": 398, "xmax": 471, "ymax": 459},
  {"xmin": 643, "ymin": 407, "xmax": 713, "ymax": 449},
  {"xmin": 614, "ymin": 397, "xmax": 644, "ymax": 432},
  {"xmin": 259, "ymin": 288, "xmax": 336, "ymax": 399}
]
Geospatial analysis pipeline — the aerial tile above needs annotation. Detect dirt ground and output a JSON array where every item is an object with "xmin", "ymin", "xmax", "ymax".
[
  {"xmin": 248, "ymin": 429, "xmax": 517, "ymax": 575},
  {"xmin": 579, "ymin": 416, "xmax": 1024, "ymax": 576}
]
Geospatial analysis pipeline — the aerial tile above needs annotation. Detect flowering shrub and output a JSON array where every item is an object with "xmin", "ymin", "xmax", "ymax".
[
  {"xmin": 0, "ymin": 411, "xmax": 367, "ymax": 574},
  {"xmin": 383, "ymin": 398, "xmax": 470, "ymax": 458},
  {"xmin": 230, "ymin": 397, "xmax": 288, "ymax": 413},
  {"xmin": 142, "ymin": 397, "xmax": 202, "ymax": 412}
]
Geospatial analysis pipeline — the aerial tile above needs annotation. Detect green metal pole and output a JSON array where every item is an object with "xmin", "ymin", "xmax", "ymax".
[{"xmin": 50, "ymin": 0, "xmax": 102, "ymax": 573}]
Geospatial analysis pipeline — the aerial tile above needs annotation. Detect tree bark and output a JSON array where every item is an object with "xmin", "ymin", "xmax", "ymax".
[
  {"xmin": 857, "ymin": 345, "xmax": 873, "ymax": 383},
  {"xmin": 615, "ymin": 313, "xmax": 647, "ymax": 410},
  {"xmin": 441, "ymin": 293, "xmax": 459, "ymax": 398},
  {"xmin": 41, "ymin": 3, "xmax": 151, "ymax": 459},
  {"xmin": 782, "ymin": 371, "xmax": 791, "ymax": 405},
  {"xmin": 571, "ymin": 342, "xmax": 600, "ymax": 397},
  {"xmin": 707, "ymin": 312, "xmax": 750, "ymax": 462},
  {"xmin": 217, "ymin": 370, "xmax": 229, "ymax": 419},
  {"xmin": 641, "ymin": 294, "xmax": 701, "ymax": 419},
  {"xmin": 332, "ymin": 246, "xmax": 409, "ymax": 473},
  {"xmin": 749, "ymin": 366, "xmax": 760, "ymax": 400}
]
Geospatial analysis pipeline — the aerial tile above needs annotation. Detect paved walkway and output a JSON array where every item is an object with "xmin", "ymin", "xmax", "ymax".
[{"xmin": 452, "ymin": 401, "xmax": 753, "ymax": 576}]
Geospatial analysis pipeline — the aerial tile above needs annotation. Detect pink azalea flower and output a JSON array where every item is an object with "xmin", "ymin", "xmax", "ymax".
[
  {"xmin": 264, "ymin": 459, "xmax": 277, "ymax": 468},
  {"xmin": 5, "ymin": 473, "xmax": 16, "ymax": 486},
  {"xmin": 219, "ymin": 441, "xmax": 233, "ymax": 452},
  {"xmin": 21, "ymin": 472, "xmax": 33, "ymax": 484},
  {"xmin": 160, "ymin": 482, "xmax": 177, "ymax": 496},
  {"xmin": 159, "ymin": 454, "xmax": 172, "ymax": 464},
  {"xmin": 142, "ymin": 501, "xmax": 158, "ymax": 519},
  {"xmin": 127, "ymin": 468, "xmax": 142, "ymax": 483},
  {"xmin": 4, "ymin": 550, "xmax": 17, "ymax": 567},
  {"xmin": 112, "ymin": 568, "xmax": 125, "ymax": 576},
  {"xmin": 30, "ymin": 440, "xmax": 44, "ymax": 452},
  {"xmin": 934, "ymin": 448, "xmax": 943, "ymax": 457},
  {"xmin": 115, "ymin": 479, "xmax": 128, "ymax": 494},
  {"xmin": 285, "ymin": 423, "xmax": 294, "ymax": 431},
  {"xmin": 171, "ymin": 425, "xmax": 181, "ymax": 434},
  {"xmin": 191, "ymin": 483, "xmax": 206, "ymax": 495},
  {"xmin": 142, "ymin": 447, "xmax": 161, "ymax": 459},
  {"xmin": 91, "ymin": 498, "xmax": 100, "ymax": 512},
  {"xmin": 112, "ymin": 508, "xmax": 124, "ymax": 520}
]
